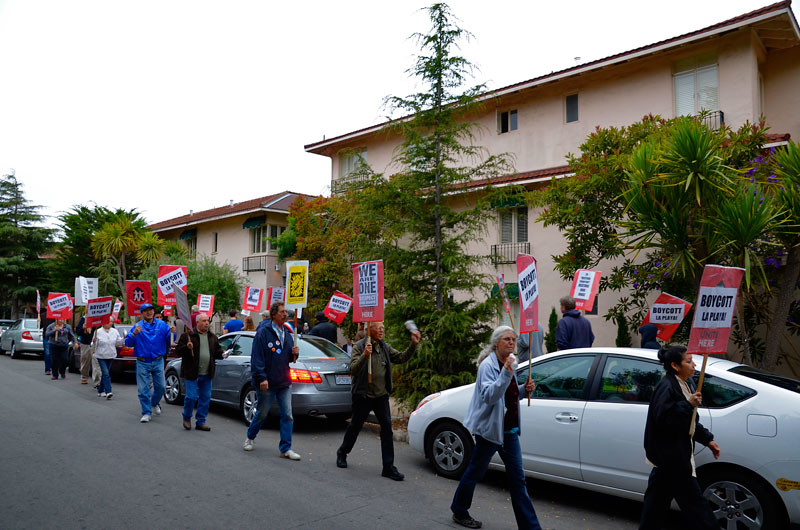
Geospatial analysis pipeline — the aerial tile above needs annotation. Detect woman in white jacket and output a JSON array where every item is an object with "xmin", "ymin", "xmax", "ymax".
[
  {"xmin": 92, "ymin": 321, "xmax": 122, "ymax": 399},
  {"xmin": 450, "ymin": 325, "xmax": 540, "ymax": 530}
]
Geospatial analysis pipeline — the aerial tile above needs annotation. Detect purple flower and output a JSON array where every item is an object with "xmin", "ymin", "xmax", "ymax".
[
  {"xmin": 648, "ymin": 274, "xmax": 653, "ymax": 278},
  {"xmin": 656, "ymin": 261, "xmax": 661, "ymax": 267},
  {"xmin": 633, "ymin": 282, "xmax": 639, "ymax": 289},
  {"xmin": 633, "ymin": 269, "xmax": 638, "ymax": 275},
  {"xmin": 665, "ymin": 261, "xmax": 670, "ymax": 267},
  {"xmin": 788, "ymin": 317, "xmax": 795, "ymax": 323},
  {"xmin": 664, "ymin": 272, "xmax": 670, "ymax": 277},
  {"xmin": 767, "ymin": 175, "xmax": 778, "ymax": 183},
  {"xmin": 765, "ymin": 257, "xmax": 775, "ymax": 266}
]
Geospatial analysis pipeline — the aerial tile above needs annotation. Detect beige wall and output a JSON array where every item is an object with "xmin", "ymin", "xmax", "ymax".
[{"xmin": 763, "ymin": 44, "xmax": 800, "ymax": 140}]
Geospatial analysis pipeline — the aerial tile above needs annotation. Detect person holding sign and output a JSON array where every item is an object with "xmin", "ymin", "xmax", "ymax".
[
  {"xmin": 44, "ymin": 319, "xmax": 78, "ymax": 380},
  {"xmin": 125, "ymin": 303, "xmax": 172, "ymax": 424},
  {"xmin": 335, "ymin": 321, "xmax": 421, "ymax": 481},
  {"xmin": 92, "ymin": 321, "xmax": 123, "ymax": 399},
  {"xmin": 450, "ymin": 326, "xmax": 539, "ymax": 529},
  {"xmin": 639, "ymin": 345, "xmax": 721, "ymax": 530},
  {"xmin": 555, "ymin": 296, "xmax": 594, "ymax": 350},
  {"xmin": 243, "ymin": 302, "xmax": 301, "ymax": 460}
]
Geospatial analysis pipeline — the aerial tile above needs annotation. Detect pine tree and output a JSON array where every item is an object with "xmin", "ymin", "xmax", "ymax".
[{"xmin": 544, "ymin": 307, "xmax": 559, "ymax": 353}]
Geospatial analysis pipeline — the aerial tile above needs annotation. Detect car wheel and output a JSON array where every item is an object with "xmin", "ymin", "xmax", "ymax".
[
  {"xmin": 240, "ymin": 386, "xmax": 257, "ymax": 426},
  {"xmin": 700, "ymin": 468, "xmax": 788, "ymax": 530},
  {"xmin": 426, "ymin": 420, "xmax": 473, "ymax": 479},
  {"xmin": 164, "ymin": 371, "xmax": 182, "ymax": 405},
  {"xmin": 10, "ymin": 342, "xmax": 20, "ymax": 359}
]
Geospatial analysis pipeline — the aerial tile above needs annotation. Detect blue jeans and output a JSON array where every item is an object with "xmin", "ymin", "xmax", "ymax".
[
  {"xmin": 451, "ymin": 433, "xmax": 542, "ymax": 530},
  {"xmin": 43, "ymin": 340, "xmax": 51, "ymax": 372},
  {"xmin": 183, "ymin": 375, "xmax": 213, "ymax": 425},
  {"xmin": 246, "ymin": 386, "xmax": 293, "ymax": 453},
  {"xmin": 97, "ymin": 358, "xmax": 113, "ymax": 394},
  {"xmin": 136, "ymin": 359, "xmax": 165, "ymax": 416}
]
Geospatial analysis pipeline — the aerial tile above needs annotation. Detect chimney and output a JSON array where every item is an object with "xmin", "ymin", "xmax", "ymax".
[
  {"xmin": 229, "ymin": 200, "xmax": 234, "ymax": 206},
  {"xmin": 189, "ymin": 210, "xmax": 193, "ymax": 215}
]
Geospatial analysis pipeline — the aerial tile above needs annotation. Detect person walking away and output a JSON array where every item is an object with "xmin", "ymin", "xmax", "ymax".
[
  {"xmin": 125, "ymin": 303, "xmax": 171, "ymax": 423},
  {"xmin": 639, "ymin": 323, "xmax": 661, "ymax": 350},
  {"xmin": 516, "ymin": 323, "xmax": 544, "ymax": 363},
  {"xmin": 555, "ymin": 296, "xmax": 594, "ymax": 350},
  {"xmin": 243, "ymin": 302, "xmax": 301, "ymax": 459},
  {"xmin": 335, "ymin": 321, "xmax": 421, "ymax": 481},
  {"xmin": 92, "ymin": 321, "xmax": 122, "ymax": 399},
  {"xmin": 175, "ymin": 313, "xmax": 226, "ymax": 431},
  {"xmin": 76, "ymin": 314, "xmax": 98, "ymax": 386},
  {"xmin": 639, "ymin": 345, "xmax": 721, "ymax": 529},
  {"xmin": 308, "ymin": 311, "xmax": 337, "ymax": 343},
  {"xmin": 223, "ymin": 310, "xmax": 244, "ymax": 334},
  {"xmin": 44, "ymin": 319, "xmax": 78, "ymax": 380},
  {"xmin": 450, "ymin": 326, "xmax": 540, "ymax": 529},
  {"xmin": 41, "ymin": 315, "xmax": 53, "ymax": 375}
]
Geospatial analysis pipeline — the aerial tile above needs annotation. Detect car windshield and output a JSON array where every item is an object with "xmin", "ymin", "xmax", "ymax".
[
  {"xmin": 299, "ymin": 336, "xmax": 349, "ymax": 360},
  {"xmin": 23, "ymin": 320, "xmax": 38, "ymax": 329},
  {"xmin": 728, "ymin": 365, "xmax": 800, "ymax": 394}
]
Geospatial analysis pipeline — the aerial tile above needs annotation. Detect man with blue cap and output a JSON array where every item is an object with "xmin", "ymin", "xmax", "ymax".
[{"xmin": 125, "ymin": 303, "xmax": 172, "ymax": 423}]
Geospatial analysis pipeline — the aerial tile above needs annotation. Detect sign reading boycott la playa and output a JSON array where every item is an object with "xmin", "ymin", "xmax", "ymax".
[
  {"xmin": 517, "ymin": 254, "xmax": 539, "ymax": 333},
  {"xmin": 641, "ymin": 292, "xmax": 693, "ymax": 342},
  {"xmin": 324, "ymin": 291, "xmax": 353, "ymax": 324},
  {"xmin": 352, "ymin": 260, "xmax": 384, "ymax": 322},
  {"xmin": 688, "ymin": 265, "xmax": 744, "ymax": 354},
  {"xmin": 156, "ymin": 265, "xmax": 188, "ymax": 305}
]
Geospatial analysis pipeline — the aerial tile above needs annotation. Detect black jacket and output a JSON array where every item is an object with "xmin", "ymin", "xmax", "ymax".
[
  {"xmin": 308, "ymin": 321, "xmax": 337, "ymax": 344},
  {"xmin": 175, "ymin": 329, "xmax": 224, "ymax": 380},
  {"xmin": 639, "ymin": 323, "xmax": 661, "ymax": 350},
  {"xmin": 643, "ymin": 374, "xmax": 714, "ymax": 476}
]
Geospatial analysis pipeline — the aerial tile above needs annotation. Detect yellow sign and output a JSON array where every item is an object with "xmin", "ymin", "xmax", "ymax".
[
  {"xmin": 776, "ymin": 478, "xmax": 800, "ymax": 492},
  {"xmin": 285, "ymin": 260, "xmax": 309, "ymax": 309}
]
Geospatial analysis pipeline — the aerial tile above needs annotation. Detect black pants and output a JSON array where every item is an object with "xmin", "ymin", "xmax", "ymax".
[
  {"xmin": 639, "ymin": 467, "xmax": 718, "ymax": 530},
  {"xmin": 338, "ymin": 394, "xmax": 393, "ymax": 469},
  {"xmin": 49, "ymin": 344, "xmax": 69, "ymax": 378}
]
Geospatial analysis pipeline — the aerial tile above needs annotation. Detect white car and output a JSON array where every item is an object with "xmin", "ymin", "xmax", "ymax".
[{"xmin": 408, "ymin": 348, "xmax": 800, "ymax": 529}]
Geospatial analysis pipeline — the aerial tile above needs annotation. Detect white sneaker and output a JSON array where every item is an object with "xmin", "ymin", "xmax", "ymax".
[
  {"xmin": 99, "ymin": 392, "xmax": 107, "ymax": 398},
  {"xmin": 140, "ymin": 414, "xmax": 151, "ymax": 423},
  {"xmin": 281, "ymin": 449, "xmax": 301, "ymax": 461},
  {"xmin": 106, "ymin": 392, "xmax": 113, "ymax": 400},
  {"xmin": 243, "ymin": 439, "xmax": 255, "ymax": 452},
  {"xmin": 153, "ymin": 405, "xmax": 162, "ymax": 415}
]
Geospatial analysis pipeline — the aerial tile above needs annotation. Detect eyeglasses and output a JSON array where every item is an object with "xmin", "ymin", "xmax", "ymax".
[{"xmin": 500, "ymin": 337, "xmax": 515, "ymax": 342}]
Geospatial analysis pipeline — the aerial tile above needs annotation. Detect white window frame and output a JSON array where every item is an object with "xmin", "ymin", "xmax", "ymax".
[
  {"xmin": 250, "ymin": 225, "xmax": 268, "ymax": 254},
  {"xmin": 499, "ymin": 207, "xmax": 528, "ymax": 244},
  {"xmin": 497, "ymin": 109, "xmax": 518, "ymax": 134},
  {"xmin": 268, "ymin": 224, "xmax": 287, "ymax": 252},
  {"xmin": 673, "ymin": 54, "xmax": 719, "ymax": 117},
  {"xmin": 184, "ymin": 236, "xmax": 197, "ymax": 256},
  {"xmin": 339, "ymin": 149, "xmax": 367, "ymax": 179}
]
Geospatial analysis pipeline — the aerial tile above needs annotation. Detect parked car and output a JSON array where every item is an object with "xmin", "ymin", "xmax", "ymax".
[
  {"xmin": 164, "ymin": 331, "xmax": 353, "ymax": 424},
  {"xmin": 0, "ymin": 319, "xmax": 44, "ymax": 359},
  {"xmin": 68, "ymin": 324, "xmax": 178, "ymax": 377},
  {"xmin": 0, "ymin": 319, "xmax": 16, "ymax": 338},
  {"xmin": 408, "ymin": 347, "xmax": 800, "ymax": 529}
]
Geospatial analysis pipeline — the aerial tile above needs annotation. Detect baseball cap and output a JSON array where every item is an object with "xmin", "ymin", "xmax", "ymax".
[{"xmin": 139, "ymin": 303, "xmax": 154, "ymax": 312}]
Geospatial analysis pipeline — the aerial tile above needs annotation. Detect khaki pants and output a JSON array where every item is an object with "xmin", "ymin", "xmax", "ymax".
[
  {"xmin": 80, "ymin": 343, "xmax": 92, "ymax": 380},
  {"xmin": 91, "ymin": 354, "xmax": 101, "ymax": 386}
]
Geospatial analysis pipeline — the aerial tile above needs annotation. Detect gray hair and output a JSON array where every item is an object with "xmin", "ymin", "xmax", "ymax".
[
  {"xmin": 560, "ymin": 296, "xmax": 576, "ymax": 311},
  {"xmin": 476, "ymin": 325, "xmax": 517, "ymax": 365}
]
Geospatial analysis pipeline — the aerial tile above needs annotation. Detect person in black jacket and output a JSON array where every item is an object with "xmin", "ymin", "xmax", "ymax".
[
  {"xmin": 308, "ymin": 311, "xmax": 337, "ymax": 344},
  {"xmin": 639, "ymin": 323, "xmax": 661, "ymax": 350},
  {"xmin": 639, "ymin": 345, "xmax": 721, "ymax": 530}
]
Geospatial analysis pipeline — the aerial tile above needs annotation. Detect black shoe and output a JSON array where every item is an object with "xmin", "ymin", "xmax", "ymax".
[
  {"xmin": 336, "ymin": 449, "xmax": 347, "ymax": 468},
  {"xmin": 381, "ymin": 466, "xmax": 404, "ymax": 481},
  {"xmin": 452, "ymin": 513, "xmax": 482, "ymax": 529}
]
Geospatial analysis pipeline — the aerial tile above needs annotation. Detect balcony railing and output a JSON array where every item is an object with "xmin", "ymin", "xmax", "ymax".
[
  {"xmin": 331, "ymin": 173, "xmax": 373, "ymax": 195},
  {"xmin": 491, "ymin": 242, "xmax": 531, "ymax": 265},
  {"xmin": 700, "ymin": 110, "xmax": 724, "ymax": 130},
  {"xmin": 242, "ymin": 255, "xmax": 266, "ymax": 273}
]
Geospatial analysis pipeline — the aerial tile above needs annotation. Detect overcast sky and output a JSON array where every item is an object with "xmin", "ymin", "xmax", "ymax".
[{"xmin": 0, "ymin": 0, "xmax": 773, "ymax": 231}]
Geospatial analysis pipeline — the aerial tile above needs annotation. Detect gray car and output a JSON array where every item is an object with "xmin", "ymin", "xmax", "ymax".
[
  {"xmin": 163, "ymin": 331, "xmax": 353, "ymax": 424},
  {"xmin": 0, "ymin": 318, "xmax": 44, "ymax": 359}
]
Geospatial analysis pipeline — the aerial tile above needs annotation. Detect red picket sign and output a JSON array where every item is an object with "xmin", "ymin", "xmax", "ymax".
[
  {"xmin": 85, "ymin": 296, "xmax": 114, "ymax": 327},
  {"xmin": 496, "ymin": 274, "xmax": 512, "ymax": 314},
  {"xmin": 242, "ymin": 286, "xmax": 264, "ymax": 312},
  {"xmin": 570, "ymin": 269, "xmax": 602, "ymax": 311},
  {"xmin": 156, "ymin": 265, "xmax": 188, "ymax": 305},
  {"xmin": 352, "ymin": 260, "xmax": 384, "ymax": 323},
  {"xmin": 126, "ymin": 280, "xmax": 153, "ymax": 317},
  {"xmin": 46, "ymin": 293, "xmax": 73, "ymax": 319},
  {"xmin": 163, "ymin": 305, "xmax": 173, "ymax": 317},
  {"xmin": 517, "ymin": 254, "xmax": 540, "ymax": 333},
  {"xmin": 324, "ymin": 291, "xmax": 353, "ymax": 325},
  {"xmin": 267, "ymin": 287, "xmax": 285, "ymax": 308},
  {"xmin": 688, "ymin": 265, "xmax": 745, "ymax": 355},
  {"xmin": 111, "ymin": 299, "xmax": 122, "ymax": 322},
  {"xmin": 197, "ymin": 294, "xmax": 214, "ymax": 316},
  {"xmin": 641, "ymin": 292, "xmax": 693, "ymax": 342}
]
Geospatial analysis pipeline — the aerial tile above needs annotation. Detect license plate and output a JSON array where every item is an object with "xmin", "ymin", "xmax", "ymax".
[{"xmin": 335, "ymin": 375, "xmax": 351, "ymax": 385}]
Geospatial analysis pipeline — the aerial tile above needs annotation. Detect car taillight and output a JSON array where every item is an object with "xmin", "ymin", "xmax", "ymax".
[
  {"xmin": 119, "ymin": 347, "xmax": 134, "ymax": 357},
  {"xmin": 290, "ymin": 369, "xmax": 322, "ymax": 384},
  {"xmin": 22, "ymin": 331, "xmax": 33, "ymax": 340}
]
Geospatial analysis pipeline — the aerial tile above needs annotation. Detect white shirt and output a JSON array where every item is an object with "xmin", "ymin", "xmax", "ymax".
[{"xmin": 94, "ymin": 327, "xmax": 122, "ymax": 359}]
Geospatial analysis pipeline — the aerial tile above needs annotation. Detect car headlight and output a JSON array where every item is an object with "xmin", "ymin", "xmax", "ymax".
[{"xmin": 414, "ymin": 392, "xmax": 441, "ymax": 412}]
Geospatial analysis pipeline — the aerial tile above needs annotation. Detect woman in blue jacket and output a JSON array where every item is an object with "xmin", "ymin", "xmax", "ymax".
[{"xmin": 450, "ymin": 325, "xmax": 539, "ymax": 530}]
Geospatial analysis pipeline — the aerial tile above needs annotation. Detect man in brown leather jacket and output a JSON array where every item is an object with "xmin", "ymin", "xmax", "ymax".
[{"xmin": 175, "ymin": 313, "xmax": 226, "ymax": 431}]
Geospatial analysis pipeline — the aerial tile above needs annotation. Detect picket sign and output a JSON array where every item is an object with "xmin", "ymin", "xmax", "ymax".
[
  {"xmin": 496, "ymin": 274, "xmax": 515, "ymax": 331},
  {"xmin": 85, "ymin": 296, "xmax": 114, "ymax": 327},
  {"xmin": 125, "ymin": 280, "xmax": 153, "ymax": 317},
  {"xmin": 197, "ymin": 294, "xmax": 214, "ymax": 316},
  {"xmin": 324, "ymin": 291, "xmax": 353, "ymax": 324},
  {"xmin": 516, "ymin": 254, "xmax": 540, "ymax": 406},
  {"xmin": 641, "ymin": 292, "xmax": 693, "ymax": 342},
  {"xmin": 156, "ymin": 265, "xmax": 188, "ymax": 305},
  {"xmin": 570, "ymin": 269, "xmax": 601, "ymax": 312},
  {"xmin": 353, "ymin": 260, "xmax": 384, "ymax": 383},
  {"xmin": 242, "ymin": 286, "xmax": 263, "ymax": 312}
]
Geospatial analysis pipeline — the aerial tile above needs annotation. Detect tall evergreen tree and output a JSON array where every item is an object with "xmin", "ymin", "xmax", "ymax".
[{"xmin": 0, "ymin": 171, "xmax": 53, "ymax": 317}]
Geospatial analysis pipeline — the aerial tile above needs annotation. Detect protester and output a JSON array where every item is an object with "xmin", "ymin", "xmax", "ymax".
[
  {"xmin": 516, "ymin": 324, "xmax": 544, "ymax": 362},
  {"xmin": 223, "ymin": 310, "xmax": 244, "ymax": 334},
  {"xmin": 639, "ymin": 345, "xmax": 721, "ymax": 530},
  {"xmin": 76, "ymin": 314, "xmax": 98, "ymax": 386},
  {"xmin": 190, "ymin": 304, "xmax": 200, "ymax": 328},
  {"xmin": 243, "ymin": 302, "xmax": 301, "ymax": 460},
  {"xmin": 308, "ymin": 311, "xmax": 337, "ymax": 343},
  {"xmin": 639, "ymin": 323, "xmax": 661, "ymax": 350},
  {"xmin": 343, "ymin": 336, "xmax": 354, "ymax": 357},
  {"xmin": 125, "ymin": 303, "xmax": 171, "ymax": 423},
  {"xmin": 450, "ymin": 326, "xmax": 540, "ymax": 529},
  {"xmin": 302, "ymin": 322, "xmax": 310, "ymax": 333},
  {"xmin": 44, "ymin": 319, "xmax": 78, "ymax": 380},
  {"xmin": 175, "ymin": 313, "xmax": 226, "ymax": 431},
  {"xmin": 41, "ymin": 315, "xmax": 53, "ymax": 375},
  {"xmin": 243, "ymin": 315, "xmax": 256, "ymax": 331},
  {"xmin": 555, "ymin": 295, "xmax": 594, "ymax": 350},
  {"xmin": 92, "ymin": 321, "xmax": 122, "ymax": 399},
  {"xmin": 335, "ymin": 321, "xmax": 420, "ymax": 481}
]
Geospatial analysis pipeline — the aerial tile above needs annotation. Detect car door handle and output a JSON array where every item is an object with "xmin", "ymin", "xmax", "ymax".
[{"xmin": 554, "ymin": 412, "xmax": 579, "ymax": 422}]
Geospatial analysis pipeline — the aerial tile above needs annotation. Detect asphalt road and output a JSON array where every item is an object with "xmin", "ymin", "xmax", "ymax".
[{"xmin": 0, "ymin": 353, "xmax": 684, "ymax": 530}]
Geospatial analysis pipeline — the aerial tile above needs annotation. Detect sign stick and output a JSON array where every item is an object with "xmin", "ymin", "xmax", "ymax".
[
  {"xmin": 367, "ymin": 322, "xmax": 372, "ymax": 383},
  {"xmin": 293, "ymin": 315, "xmax": 298, "ymax": 362},
  {"xmin": 689, "ymin": 353, "xmax": 709, "ymax": 433},
  {"xmin": 527, "ymin": 331, "xmax": 533, "ymax": 407}
]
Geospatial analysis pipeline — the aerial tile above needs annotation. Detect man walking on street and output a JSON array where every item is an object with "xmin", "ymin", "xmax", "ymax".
[
  {"xmin": 555, "ymin": 296, "xmax": 594, "ymax": 350},
  {"xmin": 125, "ymin": 303, "xmax": 171, "ymax": 423},
  {"xmin": 336, "ymin": 321, "xmax": 421, "ymax": 481},
  {"xmin": 175, "ymin": 313, "xmax": 226, "ymax": 431},
  {"xmin": 243, "ymin": 302, "xmax": 301, "ymax": 460}
]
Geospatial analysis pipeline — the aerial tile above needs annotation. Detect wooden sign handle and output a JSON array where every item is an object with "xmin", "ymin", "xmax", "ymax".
[
  {"xmin": 689, "ymin": 353, "xmax": 709, "ymax": 434},
  {"xmin": 527, "ymin": 331, "xmax": 533, "ymax": 407},
  {"xmin": 367, "ymin": 321, "xmax": 372, "ymax": 383}
]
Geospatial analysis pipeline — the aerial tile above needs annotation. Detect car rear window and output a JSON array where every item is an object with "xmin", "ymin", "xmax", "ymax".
[
  {"xmin": 299, "ymin": 337, "xmax": 349, "ymax": 360},
  {"xmin": 728, "ymin": 366, "xmax": 800, "ymax": 395},
  {"xmin": 24, "ymin": 320, "xmax": 38, "ymax": 329}
]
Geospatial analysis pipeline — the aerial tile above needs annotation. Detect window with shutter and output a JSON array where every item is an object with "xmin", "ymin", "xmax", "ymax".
[
  {"xmin": 516, "ymin": 208, "xmax": 528, "ymax": 242},
  {"xmin": 674, "ymin": 72, "xmax": 695, "ymax": 116},
  {"xmin": 500, "ymin": 211, "xmax": 513, "ymax": 243},
  {"xmin": 696, "ymin": 66, "xmax": 718, "ymax": 112},
  {"xmin": 673, "ymin": 55, "xmax": 718, "ymax": 116}
]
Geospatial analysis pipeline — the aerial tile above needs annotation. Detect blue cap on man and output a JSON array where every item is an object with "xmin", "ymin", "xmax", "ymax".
[{"xmin": 139, "ymin": 303, "xmax": 154, "ymax": 312}]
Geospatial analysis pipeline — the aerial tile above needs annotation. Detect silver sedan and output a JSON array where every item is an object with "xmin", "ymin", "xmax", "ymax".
[
  {"xmin": 164, "ymin": 331, "xmax": 353, "ymax": 424},
  {"xmin": 0, "ymin": 318, "xmax": 44, "ymax": 358}
]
